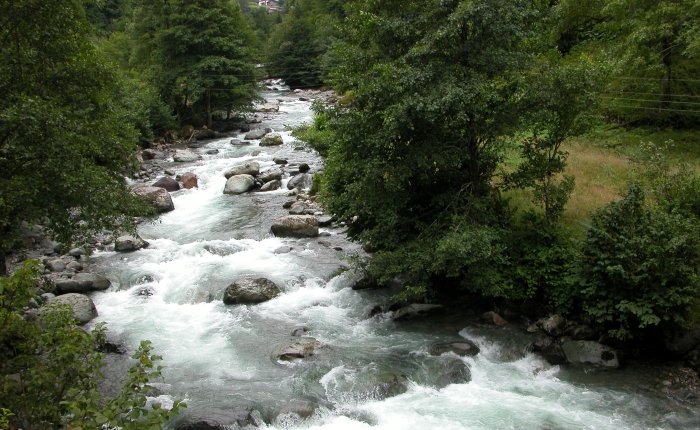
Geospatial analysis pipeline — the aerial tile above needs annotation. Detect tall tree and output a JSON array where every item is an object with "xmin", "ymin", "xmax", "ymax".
[
  {"xmin": 133, "ymin": 0, "xmax": 259, "ymax": 127},
  {"xmin": 0, "ymin": 0, "xmax": 146, "ymax": 275}
]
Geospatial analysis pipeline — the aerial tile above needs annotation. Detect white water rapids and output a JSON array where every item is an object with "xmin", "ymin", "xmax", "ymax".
[{"xmin": 85, "ymin": 89, "xmax": 700, "ymax": 429}]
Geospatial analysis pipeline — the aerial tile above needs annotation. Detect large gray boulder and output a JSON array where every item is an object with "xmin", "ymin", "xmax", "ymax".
[
  {"xmin": 271, "ymin": 215, "xmax": 319, "ymax": 238},
  {"xmin": 223, "ymin": 174, "xmax": 255, "ymax": 195},
  {"xmin": 258, "ymin": 167, "xmax": 283, "ymax": 183},
  {"xmin": 54, "ymin": 273, "xmax": 111, "ymax": 294},
  {"xmin": 45, "ymin": 293, "xmax": 98, "ymax": 325},
  {"xmin": 561, "ymin": 340, "xmax": 621, "ymax": 368},
  {"xmin": 287, "ymin": 173, "xmax": 312, "ymax": 190},
  {"xmin": 115, "ymin": 235, "xmax": 149, "ymax": 252},
  {"xmin": 244, "ymin": 128, "xmax": 272, "ymax": 140},
  {"xmin": 173, "ymin": 149, "xmax": 201, "ymax": 162},
  {"xmin": 133, "ymin": 186, "xmax": 175, "ymax": 213},
  {"xmin": 152, "ymin": 176, "xmax": 180, "ymax": 192},
  {"xmin": 260, "ymin": 132, "xmax": 283, "ymax": 146},
  {"xmin": 224, "ymin": 161, "xmax": 260, "ymax": 179},
  {"xmin": 223, "ymin": 277, "xmax": 281, "ymax": 305},
  {"xmin": 272, "ymin": 337, "xmax": 321, "ymax": 361}
]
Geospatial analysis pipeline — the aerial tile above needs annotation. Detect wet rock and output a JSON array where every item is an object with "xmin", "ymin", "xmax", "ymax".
[
  {"xmin": 291, "ymin": 326, "xmax": 309, "ymax": 337},
  {"xmin": 298, "ymin": 163, "xmax": 310, "ymax": 173},
  {"xmin": 194, "ymin": 291, "xmax": 213, "ymax": 303},
  {"xmin": 276, "ymin": 399, "xmax": 317, "ymax": 420},
  {"xmin": 272, "ymin": 337, "xmax": 321, "ymax": 361},
  {"xmin": 224, "ymin": 161, "xmax": 260, "ymax": 178},
  {"xmin": 431, "ymin": 357, "xmax": 471, "ymax": 389},
  {"xmin": 230, "ymin": 138, "xmax": 246, "ymax": 145},
  {"xmin": 45, "ymin": 293, "xmax": 97, "ymax": 325},
  {"xmin": 529, "ymin": 335, "xmax": 567, "ymax": 365},
  {"xmin": 223, "ymin": 277, "xmax": 281, "ymax": 305},
  {"xmin": 392, "ymin": 304, "xmax": 444, "ymax": 321},
  {"xmin": 142, "ymin": 148, "xmax": 164, "ymax": 160},
  {"xmin": 273, "ymin": 158, "xmax": 288, "ymax": 165},
  {"xmin": 289, "ymin": 201, "xmax": 310, "ymax": 215},
  {"xmin": 68, "ymin": 247, "xmax": 86, "ymax": 257},
  {"xmin": 282, "ymin": 200, "xmax": 295, "ymax": 209},
  {"xmin": 287, "ymin": 173, "xmax": 312, "ymax": 190},
  {"xmin": 174, "ymin": 418, "xmax": 226, "ymax": 430},
  {"xmin": 54, "ymin": 272, "xmax": 111, "ymax": 294},
  {"xmin": 561, "ymin": 340, "xmax": 621, "ymax": 368},
  {"xmin": 223, "ymin": 174, "xmax": 255, "ymax": 195},
  {"xmin": 370, "ymin": 372, "xmax": 409, "ymax": 399},
  {"xmin": 317, "ymin": 215, "xmax": 334, "ymax": 227},
  {"xmin": 244, "ymin": 128, "xmax": 272, "ymax": 140},
  {"xmin": 538, "ymin": 314, "xmax": 567, "ymax": 337},
  {"xmin": 429, "ymin": 340, "xmax": 480, "ymax": 357},
  {"xmin": 271, "ymin": 215, "xmax": 319, "ymax": 238},
  {"xmin": 274, "ymin": 246, "xmax": 292, "ymax": 254},
  {"xmin": 114, "ymin": 234, "xmax": 149, "ymax": 252},
  {"xmin": 259, "ymin": 167, "xmax": 283, "ymax": 183},
  {"xmin": 152, "ymin": 176, "xmax": 180, "ymax": 192},
  {"xmin": 173, "ymin": 149, "xmax": 201, "ymax": 162},
  {"xmin": 260, "ymin": 179, "xmax": 282, "ymax": 192},
  {"xmin": 260, "ymin": 132, "xmax": 283, "ymax": 146},
  {"xmin": 46, "ymin": 258, "xmax": 69, "ymax": 272},
  {"xmin": 180, "ymin": 172, "xmax": 199, "ymax": 189},
  {"xmin": 133, "ymin": 186, "xmax": 175, "ymax": 212},
  {"xmin": 482, "ymin": 311, "xmax": 508, "ymax": 327},
  {"xmin": 205, "ymin": 149, "xmax": 219, "ymax": 155}
]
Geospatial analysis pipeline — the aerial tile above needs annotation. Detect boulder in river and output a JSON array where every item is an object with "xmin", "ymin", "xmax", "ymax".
[
  {"xmin": 114, "ymin": 234, "xmax": 149, "ymax": 252},
  {"xmin": 272, "ymin": 337, "xmax": 321, "ymax": 361},
  {"xmin": 271, "ymin": 215, "xmax": 319, "ymax": 238},
  {"xmin": 223, "ymin": 277, "xmax": 281, "ymax": 305},
  {"xmin": 273, "ymin": 158, "xmax": 288, "ymax": 165},
  {"xmin": 392, "ymin": 304, "xmax": 444, "ymax": 320},
  {"xmin": 180, "ymin": 172, "xmax": 199, "ymax": 189},
  {"xmin": 173, "ymin": 149, "xmax": 201, "ymax": 162},
  {"xmin": 428, "ymin": 356, "xmax": 472, "ymax": 389},
  {"xmin": 223, "ymin": 174, "xmax": 255, "ymax": 195},
  {"xmin": 132, "ymin": 186, "xmax": 175, "ymax": 213},
  {"xmin": 54, "ymin": 272, "xmax": 111, "ymax": 294},
  {"xmin": 260, "ymin": 179, "xmax": 281, "ymax": 192},
  {"xmin": 287, "ymin": 173, "xmax": 312, "ymax": 190},
  {"xmin": 224, "ymin": 161, "xmax": 260, "ymax": 178},
  {"xmin": 44, "ymin": 293, "xmax": 98, "ymax": 325},
  {"xmin": 258, "ymin": 167, "xmax": 283, "ymax": 183},
  {"xmin": 276, "ymin": 399, "xmax": 318, "ymax": 420},
  {"xmin": 429, "ymin": 340, "xmax": 480, "ymax": 357},
  {"xmin": 561, "ymin": 340, "xmax": 621, "ymax": 368},
  {"xmin": 244, "ymin": 128, "xmax": 272, "ymax": 140},
  {"xmin": 289, "ymin": 201, "xmax": 310, "ymax": 215},
  {"xmin": 258, "ymin": 103, "xmax": 280, "ymax": 112},
  {"xmin": 260, "ymin": 132, "xmax": 283, "ymax": 146},
  {"xmin": 298, "ymin": 163, "xmax": 310, "ymax": 173},
  {"xmin": 152, "ymin": 176, "xmax": 180, "ymax": 192}
]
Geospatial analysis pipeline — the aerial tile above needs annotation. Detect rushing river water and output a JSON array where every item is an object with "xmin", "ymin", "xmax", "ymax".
[{"xmin": 85, "ymin": 88, "xmax": 700, "ymax": 429}]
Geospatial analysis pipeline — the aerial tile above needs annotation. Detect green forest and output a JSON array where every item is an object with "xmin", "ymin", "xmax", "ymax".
[{"xmin": 2, "ymin": 0, "xmax": 700, "ymax": 428}]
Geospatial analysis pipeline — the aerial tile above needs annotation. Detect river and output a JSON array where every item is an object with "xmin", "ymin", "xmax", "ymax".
[{"xmin": 86, "ymin": 87, "xmax": 700, "ymax": 429}]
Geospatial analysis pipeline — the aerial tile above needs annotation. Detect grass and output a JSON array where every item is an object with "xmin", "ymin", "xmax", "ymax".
[{"xmin": 501, "ymin": 124, "xmax": 700, "ymax": 234}]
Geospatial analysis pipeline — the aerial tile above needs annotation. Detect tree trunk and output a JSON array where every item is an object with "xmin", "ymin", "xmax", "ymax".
[
  {"xmin": 0, "ymin": 248, "xmax": 7, "ymax": 277},
  {"xmin": 661, "ymin": 37, "xmax": 673, "ymax": 109}
]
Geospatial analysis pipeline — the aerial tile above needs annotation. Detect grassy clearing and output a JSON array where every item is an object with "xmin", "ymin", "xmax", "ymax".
[{"xmin": 502, "ymin": 124, "xmax": 700, "ymax": 232}]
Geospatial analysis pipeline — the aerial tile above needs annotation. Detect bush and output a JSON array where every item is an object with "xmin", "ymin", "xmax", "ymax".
[
  {"xmin": 0, "ymin": 262, "xmax": 184, "ymax": 429},
  {"xmin": 578, "ymin": 184, "xmax": 700, "ymax": 339}
]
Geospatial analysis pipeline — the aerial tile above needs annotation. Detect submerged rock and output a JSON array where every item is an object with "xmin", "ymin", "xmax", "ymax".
[
  {"xmin": 271, "ymin": 215, "xmax": 319, "ymax": 238},
  {"xmin": 276, "ymin": 399, "xmax": 317, "ymax": 420},
  {"xmin": 430, "ymin": 357, "xmax": 471, "ymax": 389},
  {"xmin": 223, "ymin": 174, "xmax": 255, "ymax": 195},
  {"xmin": 392, "ymin": 304, "xmax": 444, "ymax": 320},
  {"xmin": 272, "ymin": 337, "xmax": 321, "ymax": 361},
  {"xmin": 561, "ymin": 340, "xmax": 621, "ymax": 368},
  {"xmin": 429, "ymin": 340, "xmax": 480, "ymax": 357},
  {"xmin": 223, "ymin": 277, "xmax": 281, "ymax": 305}
]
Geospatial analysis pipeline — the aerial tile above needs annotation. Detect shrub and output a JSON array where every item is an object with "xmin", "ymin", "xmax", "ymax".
[
  {"xmin": 578, "ymin": 184, "xmax": 700, "ymax": 339},
  {"xmin": 0, "ymin": 262, "xmax": 184, "ymax": 429}
]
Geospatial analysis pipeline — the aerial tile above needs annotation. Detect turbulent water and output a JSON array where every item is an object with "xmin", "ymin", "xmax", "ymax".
[{"xmin": 86, "ymin": 88, "xmax": 700, "ymax": 429}]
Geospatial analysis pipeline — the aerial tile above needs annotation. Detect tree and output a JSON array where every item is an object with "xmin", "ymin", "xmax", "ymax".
[
  {"xmin": 317, "ymin": 0, "xmax": 540, "ymax": 296},
  {"xmin": 0, "ymin": 0, "xmax": 147, "ymax": 275},
  {"xmin": 133, "ymin": 0, "xmax": 259, "ymax": 127}
]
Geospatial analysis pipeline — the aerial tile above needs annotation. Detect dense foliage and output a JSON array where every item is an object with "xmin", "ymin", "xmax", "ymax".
[
  {"xmin": 0, "ymin": 262, "xmax": 184, "ymax": 429},
  {"xmin": 0, "ymin": 0, "xmax": 149, "ymax": 274}
]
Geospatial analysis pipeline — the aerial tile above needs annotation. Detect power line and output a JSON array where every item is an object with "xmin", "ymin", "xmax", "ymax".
[{"xmin": 600, "ymin": 96, "xmax": 700, "ymax": 106}]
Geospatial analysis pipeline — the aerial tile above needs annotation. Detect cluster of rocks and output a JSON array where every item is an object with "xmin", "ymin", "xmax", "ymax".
[
  {"xmin": 527, "ymin": 314, "xmax": 621, "ymax": 368},
  {"xmin": 223, "ymin": 160, "xmax": 283, "ymax": 194}
]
